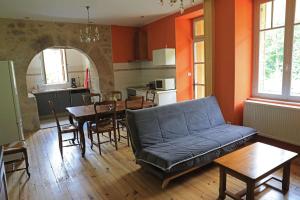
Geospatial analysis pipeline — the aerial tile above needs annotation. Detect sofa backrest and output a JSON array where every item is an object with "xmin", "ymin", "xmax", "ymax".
[{"xmin": 126, "ymin": 96, "xmax": 225, "ymax": 155}]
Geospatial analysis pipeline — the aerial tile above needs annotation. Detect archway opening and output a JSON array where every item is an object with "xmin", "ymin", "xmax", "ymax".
[
  {"xmin": 26, "ymin": 47, "xmax": 100, "ymax": 128},
  {"xmin": 26, "ymin": 47, "xmax": 100, "ymax": 95}
]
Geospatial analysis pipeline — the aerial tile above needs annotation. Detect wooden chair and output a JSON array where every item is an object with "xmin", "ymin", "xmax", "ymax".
[
  {"xmin": 88, "ymin": 101, "xmax": 118, "ymax": 155},
  {"xmin": 49, "ymin": 101, "xmax": 80, "ymax": 157},
  {"xmin": 3, "ymin": 142, "xmax": 30, "ymax": 178},
  {"xmin": 146, "ymin": 90, "xmax": 156, "ymax": 106},
  {"xmin": 82, "ymin": 93, "xmax": 102, "ymax": 105},
  {"xmin": 82, "ymin": 93, "xmax": 102, "ymax": 139},
  {"xmin": 117, "ymin": 96, "xmax": 144, "ymax": 146}
]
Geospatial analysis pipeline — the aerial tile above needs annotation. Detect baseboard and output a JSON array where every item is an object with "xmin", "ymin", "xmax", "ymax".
[
  {"xmin": 257, "ymin": 132, "xmax": 300, "ymax": 147},
  {"xmin": 255, "ymin": 134, "xmax": 300, "ymax": 154}
]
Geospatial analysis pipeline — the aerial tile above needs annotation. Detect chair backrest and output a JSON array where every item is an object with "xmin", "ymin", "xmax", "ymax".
[
  {"xmin": 110, "ymin": 91, "xmax": 122, "ymax": 101},
  {"xmin": 82, "ymin": 93, "xmax": 102, "ymax": 105},
  {"xmin": 146, "ymin": 90, "xmax": 156, "ymax": 102},
  {"xmin": 125, "ymin": 96, "xmax": 144, "ymax": 110},
  {"xmin": 48, "ymin": 100, "xmax": 61, "ymax": 133},
  {"xmin": 94, "ymin": 101, "xmax": 117, "ymax": 128}
]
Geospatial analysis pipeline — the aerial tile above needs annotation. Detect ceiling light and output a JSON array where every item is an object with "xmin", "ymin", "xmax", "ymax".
[
  {"xmin": 80, "ymin": 6, "xmax": 100, "ymax": 43},
  {"xmin": 160, "ymin": 0, "xmax": 195, "ymax": 14}
]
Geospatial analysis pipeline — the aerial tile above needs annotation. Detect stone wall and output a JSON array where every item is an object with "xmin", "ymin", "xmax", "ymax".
[{"xmin": 0, "ymin": 18, "xmax": 114, "ymax": 132}]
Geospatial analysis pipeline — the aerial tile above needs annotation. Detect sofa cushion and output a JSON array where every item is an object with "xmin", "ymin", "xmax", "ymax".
[
  {"xmin": 185, "ymin": 110, "xmax": 211, "ymax": 133},
  {"xmin": 138, "ymin": 135, "xmax": 220, "ymax": 171},
  {"xmin": 127, "ymin": 110, "xmax": 164, "ymax": 152},
  {"xmin": 197, "ymin": 124, "xmax": 256, "ymax": 146},
  {"xmin": 158, "ymin": 111, "xmax": 190, "ymax": 142}
]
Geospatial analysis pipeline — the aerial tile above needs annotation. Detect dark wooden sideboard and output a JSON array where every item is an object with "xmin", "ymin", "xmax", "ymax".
[{"xmin": 0, "ymin": 146, "xmax": 8, "ymax": 200}]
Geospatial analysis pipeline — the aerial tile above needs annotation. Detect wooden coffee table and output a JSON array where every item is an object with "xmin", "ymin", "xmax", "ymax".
[{"xmin": 214, "ymin": 142, "xmax": 298, "ymax": 200}]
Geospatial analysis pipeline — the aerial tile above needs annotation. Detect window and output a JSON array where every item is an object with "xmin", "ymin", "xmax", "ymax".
[
  {"xmin": 254, "ymin": 0, "xmax": 300, "ymax": 101},
  {"xmin": 42, "ymin": 48, "xmax": 68, "ymax": 84},
  {"xmin": 193, "ymin": 18, "xmax": 205, "ymax": 99}
]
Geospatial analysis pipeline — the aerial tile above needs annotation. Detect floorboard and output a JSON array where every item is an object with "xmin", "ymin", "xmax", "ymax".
[{"xmin": 6, "ymin": 128, "xmax": 300, "ymax": 200}]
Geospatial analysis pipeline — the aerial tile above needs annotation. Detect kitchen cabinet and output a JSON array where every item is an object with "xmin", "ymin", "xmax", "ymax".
[
  {"xmin": 0, "ymin": 147, "xmax": 8, "ymax": 200},
  {"xmin": 70, "ymin": 89, "xmax": 89, "ymax": 106},
  {"xmin": 153, "ymin": 48, "xmax": 176, "ymax": 66},
  {"xmin": 33, "ymin": 88, "xmax": 89, "ymax": 117},
  {"xmin": 35, "ymin": 92, "xmax": 57, "ymax": 116}
]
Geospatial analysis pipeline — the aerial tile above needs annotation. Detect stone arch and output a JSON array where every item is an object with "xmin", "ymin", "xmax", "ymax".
[{"xmin": 0, "ymin": 19, "xmax": 114, "ymax": 131}]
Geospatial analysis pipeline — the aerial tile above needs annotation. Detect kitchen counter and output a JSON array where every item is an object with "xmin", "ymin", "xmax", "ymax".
[
  {"xmin": 127, "ymin": 87, "xmax": 177, "ymax": 106},
  {"xmin": 127, "ymin": 87, "xmax": 176, "ymax": 94},
  {"xmin": 31, "ymin": 87, "xmax": 88, "ymax": 94}
]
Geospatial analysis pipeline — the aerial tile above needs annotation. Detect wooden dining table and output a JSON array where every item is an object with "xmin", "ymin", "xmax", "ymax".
[{"xmin": 66, "ymin": 100, "xmax": 155, "ymax": 157}]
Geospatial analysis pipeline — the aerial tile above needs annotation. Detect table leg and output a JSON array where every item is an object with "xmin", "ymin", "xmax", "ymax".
[
  {"xmin": 246, "ymin": 180, "xmax": 255, "ymax": 200},
  {"xmin": 78, "ymin": 121, "xmax": 86, "ymax": 157},
  {"xmin": 282, "ymin": 161, "xmax": 291, "ymax": 194},
  {"xmin": 218, "ymin": 167, "xmax": 226, "ymax": 200},
  {"xmin": 69, "ymin": 115, "xmax": 74, "ymax": 124}
]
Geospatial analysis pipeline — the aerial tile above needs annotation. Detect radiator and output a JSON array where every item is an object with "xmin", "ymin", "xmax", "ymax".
[{"xmin": 243, "ymin": 100, "xmax": 300, "ymax": 146}]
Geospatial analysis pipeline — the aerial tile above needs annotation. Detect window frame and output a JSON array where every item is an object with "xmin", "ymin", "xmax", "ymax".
[
  {"xmin": 253, "ymin": 0, "xmax": 299, "ymax": 101},
  {"xmin": 41, "ymin": 48, "xmax": 68, "ymax": 85},
  {"xmin": 193, "ymin": 17, "xmax": 206, "ymax": 99}
]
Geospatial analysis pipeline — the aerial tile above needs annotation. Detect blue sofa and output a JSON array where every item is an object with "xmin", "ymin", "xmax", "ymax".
[{"xmin": 126, "ymin": 96, "xmax": 256, "ymax": 188}]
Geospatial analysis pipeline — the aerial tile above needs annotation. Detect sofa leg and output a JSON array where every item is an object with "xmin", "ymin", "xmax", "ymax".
[
  {"xmin": 161, "ymin": 166, "xmax": 201, "ymax": 189},
  {"xmin": 162, "ymin": 179, "xmax": 171, "ymax": 189}
]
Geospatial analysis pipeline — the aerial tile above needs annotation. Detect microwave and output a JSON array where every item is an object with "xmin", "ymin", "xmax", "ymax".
[{"xmin": 155, "ymin": 78, "xmax": 175, "ymax": 90}]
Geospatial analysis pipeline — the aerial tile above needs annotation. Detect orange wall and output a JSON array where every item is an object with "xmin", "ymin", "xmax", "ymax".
[
  {"xmin": 214, "ymin": 0, "xmax": 253, "ymax": 124},
  {"xmin": 142, "ymin": 16, "xmax": 176, "ymax": 60},
  {"xmin": 142, "ymin": 5, "xmax": 203, "ymax": 101},
  {"xmin": 234, "ymin": 0, "xmax": 253, "ymax": 124},
  {"xmin": 214, "ymin": 0, "xmax": 236, "ymax": 123},
  {"xmin": 111, "ymin": 25, "xmax": 138, "ymax": 63},
  {"xmin": 142, "ymin": 4, "xmax": 203, "ymax": 60},
  {"xmin": 175, "ymin": 18, "xmax": 194, "ymax": 101}
]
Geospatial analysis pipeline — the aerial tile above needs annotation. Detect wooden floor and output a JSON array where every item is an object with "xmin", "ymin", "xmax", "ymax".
[{"xmin": 7, "ymin": 128, "xmax": 300, "ymax": 200}]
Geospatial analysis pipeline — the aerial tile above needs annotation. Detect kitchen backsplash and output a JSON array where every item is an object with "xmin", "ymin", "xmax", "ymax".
[{"xmin": 113, "ymin": 61, "xmax": 176, "ymax": 97}]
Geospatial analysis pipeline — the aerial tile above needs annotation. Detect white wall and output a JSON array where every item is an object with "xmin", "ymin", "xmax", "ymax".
[
  {"xmin": 26, "ymin": 48, "xmax": 100, "ymax": 93},
  {"xmin": 113, "ymin": 61, "xmax": 176, "ymax": 98}
]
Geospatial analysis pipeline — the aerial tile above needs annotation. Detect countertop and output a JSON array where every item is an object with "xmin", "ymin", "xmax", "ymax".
[
  {"xmin": 127, "ymin": 87, "xmax": 176, "ymax": 94},
  {"xmin": 31, "ymin": 87, "xmax": 89, "ymax": 95}
]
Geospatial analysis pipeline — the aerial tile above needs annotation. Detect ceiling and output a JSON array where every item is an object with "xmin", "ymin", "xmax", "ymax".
[{"xmin": 0, "ymin": 0, "xmax": 203, "ymax": 27}]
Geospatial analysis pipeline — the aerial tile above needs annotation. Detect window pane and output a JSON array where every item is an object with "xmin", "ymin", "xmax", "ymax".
[
  {"xmin": 194, "ymin": 64, "xmax": 205, "ymax": 85},
  {"xmin": 258, "ymin": 28, "xmax": 284, "ymax": 94},
  {"xmin": 291, "ymin": 25, "xmax": 300, "ymax": 96},
  {"xmin": 43, "ymin": 49, "xmax": 67, "ymax": 84},
  {"xmin": 273, "ymin": 0, "xmax": 286, "ymax": 27},
  {"xmin": 194, "ymin": 19, "xmax": 204, "ymax": 36},
  {"xmin": 295, "ymin": 0, "xmax": 300, "ymax": 23},
  {"xmin": 195, "ymin": 85, "xmax": 205, "ymax": 99},
  {"xmin": 194, "ymin": 41, "xmax": 205, "ymax": 63},
  {"xmin": 260, "ymin": 1, "xmax": 272, "ymax": 30}
]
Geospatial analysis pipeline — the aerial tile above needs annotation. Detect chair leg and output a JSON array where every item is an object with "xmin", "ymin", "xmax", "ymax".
[
  {"xmin": 109, "ymin": 131, "xmax": 112, "ymax": 143},
  {"xmin": 87, "ymin": 122, "xmax": 91, "ymax": 139},
  {"xmin": 58, "ymin": 133, "xmax": 63, "ymax": 158},
  {"xmin": 72, "ymin": 131, "xmax": 76, "ymax": 144},
  {"xmin": 90, "ymin": 133, "xmax": 94, "ymax": 149},
  {"xmin": 23, "ymin": 148, "xmax": 30, "ymax": 177},
  {"xmin": 117, "ymin": 122, "xmax": 121, "ymax": 141},
  {"xmin": 126, "ymin": 129, "xmax": 130, "ymax": 147},
  {"xmin": 76, "ymin": 130, "xmax": 79, "ymax": 144},
  {"xmin": 113, "ymin": 130, "xmax": 118, "ymax": 150},
  {"xmin": 97, "ymin": 133, "xmax": 101, "ymax": 155}
]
